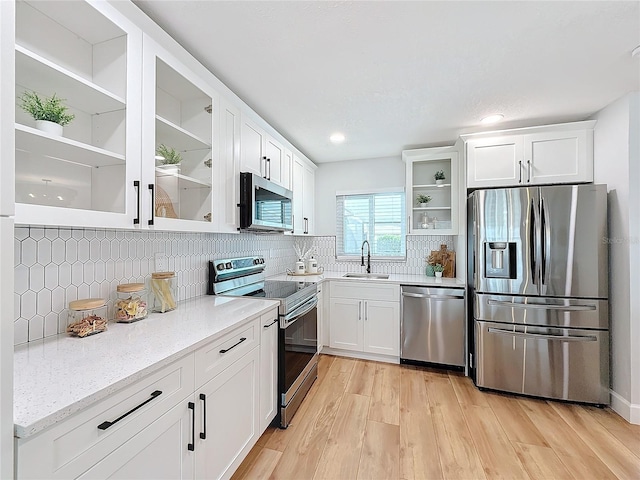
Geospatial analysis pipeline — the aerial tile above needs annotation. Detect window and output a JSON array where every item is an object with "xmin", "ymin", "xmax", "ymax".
[{"xmin": 336, "ymin": 190, "xmax": 406, "ymax": 258}]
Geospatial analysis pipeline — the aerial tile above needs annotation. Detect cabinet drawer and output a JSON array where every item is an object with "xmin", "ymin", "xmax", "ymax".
[
  {"xmin": 17, "ymin": 354, "xmax": 195, "ymax": 479},
  {"xmin": 195, "ymin": 316, "xmax": 261, "ymax": 388},
  {"xmin": 330, "ymin": 281, "xmax": 399, "ymax": 302}
]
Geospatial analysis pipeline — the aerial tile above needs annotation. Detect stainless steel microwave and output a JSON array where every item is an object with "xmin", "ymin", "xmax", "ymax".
[{"xmin": 239, "ymin": 172, "xmax": 293, "ymax": 232}]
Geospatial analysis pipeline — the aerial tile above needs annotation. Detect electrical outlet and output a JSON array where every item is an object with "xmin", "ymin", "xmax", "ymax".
[{"xmin": 154, "ymin": 253, "xmax": 168, "ymax": 272}]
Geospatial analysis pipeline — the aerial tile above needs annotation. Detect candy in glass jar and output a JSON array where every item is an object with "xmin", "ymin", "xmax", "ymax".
[{"xmin": 115, "ymin": 283, "xmax": 148, "ymax": 322}]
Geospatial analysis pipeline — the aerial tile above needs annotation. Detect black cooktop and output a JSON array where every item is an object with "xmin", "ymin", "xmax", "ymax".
[{"xmin": 243, "ymin": 280, "xmax": 315, "ymax": 299}]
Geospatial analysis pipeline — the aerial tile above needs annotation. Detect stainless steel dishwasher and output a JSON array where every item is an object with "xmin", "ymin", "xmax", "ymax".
[{"xmin": 400, "ymin": 285, "xmax": 466, "ymax": 368}]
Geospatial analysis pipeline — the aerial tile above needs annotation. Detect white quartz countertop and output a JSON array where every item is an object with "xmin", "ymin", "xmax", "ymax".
[
  {"xmin": 14, "ymin": 295, "xmax": 279, "ymax": 439},
  {"xmin": 267, "ymin": 270, "xmax": 465, "ymax": 288}
]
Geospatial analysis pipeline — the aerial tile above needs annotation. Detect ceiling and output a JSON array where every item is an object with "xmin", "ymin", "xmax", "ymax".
[{"xmin": 133, "ymin": 1, "xmax": 640, "ymax": 163}]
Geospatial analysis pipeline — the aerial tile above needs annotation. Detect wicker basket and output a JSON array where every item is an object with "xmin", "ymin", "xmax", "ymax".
[{"xmin": 155, "ymin": 185, "xmax": 178, "ymax": 219}]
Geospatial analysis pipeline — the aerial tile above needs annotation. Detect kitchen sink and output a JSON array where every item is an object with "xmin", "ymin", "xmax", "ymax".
[{"xmin": 342, "ymin": 273, "xmax": 390, "ymax": 280}]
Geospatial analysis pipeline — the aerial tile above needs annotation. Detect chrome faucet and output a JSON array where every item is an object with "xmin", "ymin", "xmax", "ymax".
[{"xmin": 361, "ymin": 240, "xmax": 371, "ymax": 273}]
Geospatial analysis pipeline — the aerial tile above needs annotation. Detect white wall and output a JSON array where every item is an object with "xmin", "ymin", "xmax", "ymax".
[
  {"xmin": 592, "ymin": 91, "xmax": 640, "ymax": 423},
  {"xmin": 314, "ymin": 156, "xmax": 405, "ymax": 236}
]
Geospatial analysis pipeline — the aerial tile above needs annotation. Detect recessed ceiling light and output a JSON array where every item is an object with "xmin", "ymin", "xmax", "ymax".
[
  {"xmin": 481, "ymin": 114, "xmax": 504, "ymax": 125},
  {"xmin": 329, "ymin": 132, "xmax": 345, "ymax": 144},
  {"xmin": 632, "ymin": 45, "xmax": 640, "ymax": 58}
]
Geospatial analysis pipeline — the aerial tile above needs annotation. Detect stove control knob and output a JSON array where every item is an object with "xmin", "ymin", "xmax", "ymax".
[
  {"xmin": 216, "ymin": 263, "xmax": 225, "ymax": 271},
  {"xmin": 225, "ymin": 262, "xmax": 232, "ymax": 269},
  {"xmin": 259, "ymin": 258, "xmax": 264, "ymax": 264},
  {"xmin": 253, "ymin": 259, "xmax": 259, "ymax": 265}
]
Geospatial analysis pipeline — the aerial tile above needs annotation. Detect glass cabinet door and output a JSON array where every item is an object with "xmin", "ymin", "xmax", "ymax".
[
  {"xmin": 14, "ymin": 0, "xmax": 142, "ymax": 228},
  {"xmin": 143, "ymin": 36, "xmax": 216, "ymax": 231}
]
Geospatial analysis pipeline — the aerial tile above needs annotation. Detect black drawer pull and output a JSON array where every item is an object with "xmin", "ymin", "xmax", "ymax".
[
  {"xmin": 188, "ymin": 401, "xmax": 195, "ymax": 451},
  {"xmin": 199, "ymin": 393, "xmax": 207, "ymax": 439},
  {"xmin": 263, "ymin": 319, "xmax": 278, "ymax": 329},
  {"xmin": 219, "ymin": 337, "xmax": 246, "ymax": 354},
  {"xmin": 97, "ymin": 390, "xmax": 162, "ymax": 430}
]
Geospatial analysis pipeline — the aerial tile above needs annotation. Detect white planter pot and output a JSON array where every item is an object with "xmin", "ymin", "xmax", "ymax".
[
  {"xmin": 156, "ymin": 163, "xmax": 181, "ymax": 175},
  {"xmin": 35, "ymin": 120, "xmax": 63, "ymax": 136},
  {"xmin": 419, "ymin": 203, "xmax": 430, "ymax": 208},
  {"xmin": 436, "ymin": 179, "xmax": 445, "ymax": 185},
  {"xmin": 435, "ymin": 271, "xmax": 443, "ymax": 278}
]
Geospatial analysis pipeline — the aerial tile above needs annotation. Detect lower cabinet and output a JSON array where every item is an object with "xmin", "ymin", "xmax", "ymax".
[
  {"xmin": 16, "ymin": 308, "xmax": 277, "ymax": 480},
  {"xmin": 329, "ymin": 282, "xmax": 400, "ymax": 357}
]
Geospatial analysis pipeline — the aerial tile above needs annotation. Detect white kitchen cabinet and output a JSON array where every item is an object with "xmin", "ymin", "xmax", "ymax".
[
  {"xmin": 292, "ymin": 154, "xmax": 316, "ymax": 235},
  {"xmin": 463, "ymin": 120, "xmax": 595, "ymax": 188},
  {"xmin": 316, "ymin": 282, "xmax": 325, "ymax": 352},
  {"xmin": 329, "ymin": 281, "xmax": 400, "ymax": 357},
  {"xmin": 0, "ymin": 0, "xmax": 14, "ymax": 218},
  {"xmin": 195, "ymin": 347, "xmax": 260, "ymax": 480},
  {"xmin": 216, "ymin": 97, "xmax": 241, "ymax": 233},
  {"xmin": 240, "ymin": 115, "xmax": 291, "ymax": 190},
  {"xmin": 259, "ymin": 310, "xmax": 279, "ymax": 432},
  {"xmin": 402, "ymin": 146, "xmax": 460, "ymax": 235},
  {"xmin": 141, "ymin": 34, "xmax": 218, "ymax": 232},
  {"xmin": 13, "ymin": 0, "xmax": 143, "ymax": 229}
]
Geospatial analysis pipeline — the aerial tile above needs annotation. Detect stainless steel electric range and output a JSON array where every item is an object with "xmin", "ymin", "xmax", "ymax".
[{"xmin": 207, "ymin": 256, "xmax": 318, "ymax": 428}]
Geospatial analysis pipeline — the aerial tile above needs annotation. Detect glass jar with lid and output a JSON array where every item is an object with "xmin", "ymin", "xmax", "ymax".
[
  {"xmin": 67, "ymin": 298, "xmax": 108, "ymax": 337},
  {"xmin": 115, "ymin": 283, "xmax": 148, "ymax": 322},
  {"xmin": 150, "ymin": 272, "xmax": 177, "ymax": 313}
]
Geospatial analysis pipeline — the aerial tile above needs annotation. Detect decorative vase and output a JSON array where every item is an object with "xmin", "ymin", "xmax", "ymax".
[
  {"xmin": 156, "ymin": 163, "xmax": 181, "ymax": 175},
  {"xmin": 436, "ymin": 179, "xmax": 444, "ymax": 185},
  {"xmin": 35, "ymin": 120, "xmax": 63, "ymax": 136},
  {"xmin": 419, "ymin": 203, "xmax": 429, "ymax": 208},
  {"xmin": 426, "ymin": 265, "xmax": 435, "ymax": 277},
  {"xmin": 435, "ymin": 271, "xmax": 443, "ymax": 278}
]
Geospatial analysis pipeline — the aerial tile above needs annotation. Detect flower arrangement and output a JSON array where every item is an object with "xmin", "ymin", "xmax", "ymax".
[
  {"xmin": 156, "ymin": 144, "xmax": 183, "ymax": 165},
  {"xmin": 435, "ymin": 170, "xmax": 446, "ymax": 181},
  {"xmin": 433, "ymin": 263, "xmax": 444, "ymax": 273},
  {"xmin": 19, "ymin": 91, "xmax": 75, "ymax": 126},
  {"xmin": 416, "ymin": 194, "xmax": 432, "ymax": 205}
]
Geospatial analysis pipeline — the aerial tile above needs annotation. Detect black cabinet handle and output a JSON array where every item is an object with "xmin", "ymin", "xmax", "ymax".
[
  {"xmin": 267, "ymin": 158, "xmax": 271, "ymax": 180},
  {"xmin": 219, "ymin": 337, "xmax": 246, "ymax": 354},
  {"xmin": 304, "ymin": 217, "xmax": 309, "ymax": 234},
  {"xmin": 148, "ymin": 184, "xmax": 155, "ymax": 226},
  {"xmin": 263, "ymin": 319, "xmax": 278, "ymax": 329},
  {"xmin": 133, "ymin": 180, "xmax": 140, "ymax": 225},
  {"xmin": 199, "ymin": 393, "xmax": 207, "ymax": 439},
  {"xmin": 518, "ymin": 161, "xmax": 523, "ymax": 183},
  {"xmin": 262, "ymin": 156, "xmax": 268, "ymax": 178},
  {"xmin": 97, "ymin": 390, "xmax": 162, "ymax": 430},
  {"xmin": 188, "ymin": 401, "xmax": 195, "ymax": 451}
]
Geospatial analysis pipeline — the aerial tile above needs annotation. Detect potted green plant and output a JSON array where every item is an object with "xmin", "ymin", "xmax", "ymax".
[
  {"xmin": 416, "ymin": 194, "xmax": 431, "ymax": 207},
  {"xmin": 155, "ymin": 144, "xmax": 182, "ymax": 173},
  {"xmin": 433, "ymin": 263, "xmax": 444, "ymax": 278},
  {"xmin": 19, "ymin": 91, "xmax": 75, "ymax": 136},
  {"xmin": 435, "ymin": 170, "xmax": 446, "ymax": 185}
]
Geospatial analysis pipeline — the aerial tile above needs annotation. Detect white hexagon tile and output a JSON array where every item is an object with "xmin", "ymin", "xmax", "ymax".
[{"xmin": 14, "ymin": 227, "xmax": 454, "ymax": 345}]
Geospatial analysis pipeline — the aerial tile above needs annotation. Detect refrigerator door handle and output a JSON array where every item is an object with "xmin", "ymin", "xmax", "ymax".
[
  {"xmin": 487, "ymin": 327, "xmax": 597, "ymax": 342},
  {"xmin": 487, "ymin": 299, "xmax": 596, "ymax": 311},
  {"xmin": 540, "ymin": 197, "xmax": 551, "ymax": 288},
  {"xmin": 529, "ymin": 198, "xmax": 540, "ymax": 287}
]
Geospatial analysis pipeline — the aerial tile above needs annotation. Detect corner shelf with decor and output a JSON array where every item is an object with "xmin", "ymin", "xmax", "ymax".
[
  {"xmin": 13, "ymin": 0, "xmax": 142, "ymax": 229},
  {"xmin": 142, "ymin": 35, "xmax": 218, "ymax": 231},
  {"xmin": 402, "ymin": 146, "xmax": 460, "ymax": 235}
]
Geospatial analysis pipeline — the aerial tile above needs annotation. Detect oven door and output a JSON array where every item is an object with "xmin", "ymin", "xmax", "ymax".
[{"xmin": 279, "ymin": 297, "xmax": 318, "ymax": 410}]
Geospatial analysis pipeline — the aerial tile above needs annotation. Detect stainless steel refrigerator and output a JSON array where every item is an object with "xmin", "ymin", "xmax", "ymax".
[{"xmin": 469, "ymin": 184, "xmax": 609, "ymax": 405}]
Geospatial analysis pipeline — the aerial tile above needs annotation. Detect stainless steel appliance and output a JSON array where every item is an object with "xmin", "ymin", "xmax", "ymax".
[
  {"xmin": 239, "ymin": 172, "xmax": 293, "ymax": 232},
  {"xmin": 400, "ymin": 285, "xmax": 465, "ymax": 369},
  {"xmin": 469, "ymin": 184, "xmax": 609, "ymax": 405},
  {"xmin": 208, "ymin": 256, "xmax": 318, "ymax": 427}
]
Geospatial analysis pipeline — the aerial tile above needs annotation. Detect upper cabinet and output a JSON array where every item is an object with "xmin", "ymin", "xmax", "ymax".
[
  {"xmin": 240, "ymin": 116, "xmax": 291, "ymax": 190},
  {"xmin": 13, "ymin": 0, "xmax": 143, "ymax": 228},
  {"xmin": 463, "ymin": 120, "xmax": 595, "ymax": 189},
  {"xmin": 402, "ymin": 146, "xmax": 460, "ymax": 236},
  {"xmin": 292, "ymin": 154, "xmax": 315, "ymax": 235},
  {"xmin": 141, "ymin": 35, "xmax": 218, "ymax": 232}
]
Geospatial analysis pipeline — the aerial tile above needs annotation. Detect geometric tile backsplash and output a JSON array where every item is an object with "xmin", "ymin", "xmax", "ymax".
[{"xmin": 14, "ymin": 227, "xmax": 455, "ymax": 345}]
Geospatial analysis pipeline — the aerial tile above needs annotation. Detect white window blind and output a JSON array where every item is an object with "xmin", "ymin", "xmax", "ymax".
[{"xmin": 336, "ymin": 191, "xmax": 406, "ymax": 258}]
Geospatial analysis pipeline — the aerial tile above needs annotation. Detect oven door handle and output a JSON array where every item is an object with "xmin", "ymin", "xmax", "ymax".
[{"xmin": 281, "ymin": 296, "xmax": 318, "ymax": 327}]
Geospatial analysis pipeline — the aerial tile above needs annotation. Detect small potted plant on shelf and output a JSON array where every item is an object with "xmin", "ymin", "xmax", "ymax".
[
  {"xmin": 416, "ymin": 194, "xmax": 431, "ymax": 207},
  {"xmin": 155, "ymin": 144, "xmax": 182, "ymax": 174},
  {"xmin": 19, "ymin": 91, "xmax": 75, "ymax": 136},
  {"xmin": 435, "ymin": 170, "xmax": 446, "ymax": 185},
  {"xmin": 433, "ymin": 263, "xmax": 445, "ymax": 278}
]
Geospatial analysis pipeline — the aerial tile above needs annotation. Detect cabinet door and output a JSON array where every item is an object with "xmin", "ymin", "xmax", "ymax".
[
  {"xmin": 317, "ymin": 286, "xmax": 324, "ymax": 352},
  {"xmin": 240, "ymin": 117, "xmax": 265, "ymax": 178},
  {"xmin": 364, "ymin": 300, "xmax": 400, "ymax": 356},
  {"xmin": 292, "ymin": 157, "xmax": 305, "ymax": 234},
  {"xmin": 0, "ymin": 0, "xmax": 14, "ymax": 218},
  {"xmin": 216, "ymin": 97, "xmax": 240, "ymax": 233},
  {"xmin": 265, "ymin": 135, "xmax": 285, "ymax": 187},
  {"xmin": 142, "ymin": 36, "xmax": 216, "ymax": 232},
  {"xmin": 525, "ymin": 129, "xmax": 592, "ymax": 184},
  {"xmin": 14, "ymin": 1, "xmax": 143, "ymax": 229},
  {"xmin": 260, "ymin": 312, "xmax": 279, "ymax": 432},
  {"xmin": 195, "ymin": 347, "xmax": 260, "ymax": 480},
  {"xmin": 466, "ymin": 136, "xmax": 525, "ymax": 188},
  {"xmin": 282, "ymin": 148, "xmax": 293, "ymax": 191},
  {"xmin": 329, "ymin": 298, "xmax": 363, "ymax": 351},
  {"xmin": 76, "ymin": 399, "xmax": 195, "ymax": 480},
  {"xmin": 302, "ymin": 163, "xmax": 315, "ymax": 235}
]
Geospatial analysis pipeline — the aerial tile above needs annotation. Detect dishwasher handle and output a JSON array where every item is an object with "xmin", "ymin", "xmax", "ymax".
[{"xmin": 402, "ymin": 292, "xmax": 464, "ymax": 300}]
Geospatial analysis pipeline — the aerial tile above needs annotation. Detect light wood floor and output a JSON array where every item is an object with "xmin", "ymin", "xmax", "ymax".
[{"xmin": 232, "ymin": 354, "xmax": 640, "ymax": 480}]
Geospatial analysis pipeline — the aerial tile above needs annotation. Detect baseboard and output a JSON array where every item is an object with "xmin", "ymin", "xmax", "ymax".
[
  {"xmin": 610, "ymin": 389, "xmax": 640, "ymax": 425},
  {"xmin": 320, "ymin": 347, "xmax": 399, "ymax": 364}
]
